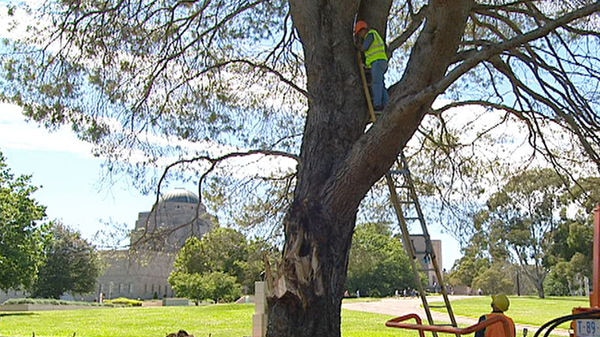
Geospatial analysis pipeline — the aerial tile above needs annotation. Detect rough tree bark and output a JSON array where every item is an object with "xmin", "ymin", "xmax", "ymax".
[{"xmin": 266, "ymin": 0, "xmax": 473, "ymax": 336}]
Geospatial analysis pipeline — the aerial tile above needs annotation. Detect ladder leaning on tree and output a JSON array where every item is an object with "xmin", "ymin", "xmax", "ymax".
[
  {"xmin": 385, "ymin": 154, "xmax": 458, "ymax": 336},
  {"xmin": 357, "ymin": 52, "xmax": 458, "ymax": 336}
]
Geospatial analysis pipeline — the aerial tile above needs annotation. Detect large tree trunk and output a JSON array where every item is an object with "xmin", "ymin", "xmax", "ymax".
[{"xmin": 266, "ymin": 1, "xmax": 473, "ymax": 336}]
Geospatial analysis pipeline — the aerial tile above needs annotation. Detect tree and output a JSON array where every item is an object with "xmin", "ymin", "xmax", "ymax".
[
  {"xmin": 169, "ymin": 271, "xmax": 241, "ymax": 304},
  {"xmin": 244, "ymin": 239, "xmax": 279, "ymax": 293},
  {"xmin": 2, "ymin": 1, "xmax": 600, "ymax": 336},
  {"xmin": 168, "ymin": 272, "xmax": 205, "ymax": 305},
  {"xmin": 448, "ymin": 246, "xmax": 490, "ymax": 290},
  {"xmin": 32, "ymin": 222, "xmax": 101, "ymax": 299},
  {"xmin": 0, "ymin": 151, "xmax": 48, "ymax": 291},
  {"xmin": 471, "ymin": 263, "xmax": 514, "ymax": 295},
  {"xmin": 543, "ymin": 261, "xmax": 573, "ymax": 296},
  {"xmin": 346, "ymin": 222, "xmax": 415, "ymax": 297},
  {"xmin": 479, "ymin": 168, "xmax": 567, "ymax": 298},
  {"xmin": 169, "ymin": 227, "xmax": 275, "ymax": 300},
  {"xmin": 171, "ymin": 228, "xmax": 246, "ymax": 283}
]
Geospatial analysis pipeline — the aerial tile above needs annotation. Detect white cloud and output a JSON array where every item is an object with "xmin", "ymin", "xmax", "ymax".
[
  {"xmin": 0, "ymin": 103, "xmax": 93, "ymax": 156},
  {"xmin": 0, "ymin": 1, "xmax": 43, "ymax": 40}
]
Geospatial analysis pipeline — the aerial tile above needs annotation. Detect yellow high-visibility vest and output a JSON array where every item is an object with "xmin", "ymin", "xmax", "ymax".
[{"xmin": 364, "ymin": 29, "xmax": 388, "ymax": 68}]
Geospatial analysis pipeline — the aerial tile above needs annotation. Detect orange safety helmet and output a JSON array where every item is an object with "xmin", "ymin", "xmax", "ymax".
[{"xmin": 354, "ymin": 20, "xmax": 368, "ymax": 34}]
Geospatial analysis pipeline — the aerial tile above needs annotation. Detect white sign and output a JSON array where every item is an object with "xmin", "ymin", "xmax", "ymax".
[{"xmin": 576, "ymin": 319, "xmax": 600, "ymax": 337}]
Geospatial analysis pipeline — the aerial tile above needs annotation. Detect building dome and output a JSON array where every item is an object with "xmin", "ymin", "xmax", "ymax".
[{"xmin": 160, "ymin": 188, "xmax": 199, "ymax": 204}]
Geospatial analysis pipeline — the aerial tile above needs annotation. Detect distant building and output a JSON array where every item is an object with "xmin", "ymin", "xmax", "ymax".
[
  {"xmin": 93, "ymin": 188, "xmax": 214, "ymax": 301},
  {"xmin": 408, "ymin": 235, "xmax": 442, "ymax": 287},
  {"xmin": 0, "ymin": 188, "xmax": 212, "ymax": 303}
]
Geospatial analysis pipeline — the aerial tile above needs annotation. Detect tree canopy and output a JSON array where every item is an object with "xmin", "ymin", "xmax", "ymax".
[
  {"xmin": 169, "ymin": 227, "xmax": 277, "ymax": 302},
  {"xmin": 346, "ymin": 222, "xmax": 416, "ymax": 297},
  {"xmin": 450, "ymin": 168, "xmax": 598, "ymax": 298},
  {"xmin": 32, "ymin": 222, "xmax": 101, "ymax": 299},
  {"xmin": 0, "ymin": 151, "xmax": 48, "ymax": 291},
  {"xmin": 2, "ymin": 1, "xmax": 599, "ymax": 336}
]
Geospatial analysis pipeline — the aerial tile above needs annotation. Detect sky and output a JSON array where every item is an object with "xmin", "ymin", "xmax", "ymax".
[
  {"xmin": 0, "ymin": 103, "xmax": 165, "ymax": 236},
  {"xmin": 0, "ymin": 102, "xmax": 463, "ymax": 270}
]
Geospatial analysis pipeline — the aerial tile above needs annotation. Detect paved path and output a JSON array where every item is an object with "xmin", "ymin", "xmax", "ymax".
[{"xmin": 342, "ymin": 296, "xmax": 569, "ymax": 336}]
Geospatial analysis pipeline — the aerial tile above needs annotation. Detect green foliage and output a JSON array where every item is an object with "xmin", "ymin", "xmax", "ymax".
[
  {"xmin": 169, "ymin": 228, "xmax": 276, "ymax": 302},
  {"xmin": 32, "ymin": 222, "xmax": 101, "ymax": 299},
  {"xmin": 568, "ymin": 177, "xmax": 600, "ymax": 213},
  {"xmin": 2, "ymin": 297, "xmax": 107, "ymax": 306},
  {"xmin": 346, "ymin": 222, "xmax": 415, "ymax": 297},
  {"xmin": 452, "ymin": 169, "xmax": 599, "ymax": 298},
  {"xmin": 169, "ymin": 272, "xmax": 205, "ymax": 304},
  {"xmin": 204, "ymin": 271, "xmax": 242, "ymax": 303},
  {"xmin": 471, "ymin": 264, "xmax": 514, "ymax": 295},
  {"xmin": 475, "ymin": 168, "xmax": 572, "ymax": 298},
  {"xmin": 183, "ymin": 228, "xmax": 248, "ymax": 280},
  {"xmin": 448, "ymin": 232, "xmax": 491, "ymax": 288},
  {"xmin": 0, "ymin": 151, "xmax": 49, "ymax": 291},
  {"xmin": 104, "ymin": 297, "xmax": 143, "ymax": 307},
  {"xmin": 543, "ymin": 262, "xmax": 572, "ymax": 296}
]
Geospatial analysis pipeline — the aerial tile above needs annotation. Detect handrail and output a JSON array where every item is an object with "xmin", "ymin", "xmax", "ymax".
[
  {"xmin": 386, "ymin": 313, "xmax": 427, "ymax": 337},
  {"xmin": 386, "ymin": 313, "xmax": 513, "ymax": 337}
]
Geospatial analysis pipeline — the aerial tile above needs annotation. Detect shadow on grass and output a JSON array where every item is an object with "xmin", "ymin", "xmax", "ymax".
[
  {"xmin": 514, "ymin": 296, "xmax": 589, "ymax": 302},
  {"xmin": 0, "ymin": 312, "xmax": 37, "ymax": 317}
]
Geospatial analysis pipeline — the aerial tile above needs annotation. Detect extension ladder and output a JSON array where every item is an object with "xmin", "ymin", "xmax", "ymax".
[
  {"xmin": 385, "ymin": 155, "xmax": 458, "ymax": 336},
  {"xmin": 357, "ymin": 50, "xmax": 458, "ymax": 335}
]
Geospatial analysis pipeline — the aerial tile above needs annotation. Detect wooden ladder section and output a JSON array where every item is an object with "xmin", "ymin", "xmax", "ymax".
[
  {"xmin": 385, "ymin": 154, "xmax": 458, "ymax": 336},
  {"xmin": 357, "ymin": 55, "xmax": 458, "ymax": 335}
]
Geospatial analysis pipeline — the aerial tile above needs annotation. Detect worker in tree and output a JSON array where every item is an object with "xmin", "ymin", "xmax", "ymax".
[
  {"xmin": 354, "ymin": 20, "xmax": 389, "ymax": 112},
  {"xmin": 475, "ymin": 294, "xmax": 516, "ymax": 337}
]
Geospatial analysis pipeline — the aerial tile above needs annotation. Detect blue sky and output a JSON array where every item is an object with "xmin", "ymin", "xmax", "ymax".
[{"xmin": 0, "ymin": 103, "xmax": 168, "ymax": 238}]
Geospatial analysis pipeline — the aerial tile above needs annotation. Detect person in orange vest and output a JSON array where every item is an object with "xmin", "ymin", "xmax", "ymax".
[
  {"xmin": 354, "ymin": 20, "xmax": 389, "ymax": 112},
  {"xmin": 475, "ymin": 294, "xmax": 516, "ymax": 337}
]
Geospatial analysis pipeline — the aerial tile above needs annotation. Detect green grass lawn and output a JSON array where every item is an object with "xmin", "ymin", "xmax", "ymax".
[
  {"xmin": 0, "ymin": 303, "xmax": 411, "ymax": 337},
  {"xmin": 0, "ymin": 304, "xmax": 251, "ymax": 337},
  {"xmin": 0, "ymin": 296, "xmax": 592, "ymax": 337},
  {"xmin": 431, "ymin": 295, "xmax": 590, "ymax": 329}
]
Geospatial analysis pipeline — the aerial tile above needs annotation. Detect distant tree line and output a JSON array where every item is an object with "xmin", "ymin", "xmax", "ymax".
[
  {"xmin": 0, "ymin": 151, "xmax": 101, "ymax": 299},
  {"xmin": 346, "ymin": 222, "xmax": 420, "ymax": 297},
  {"xmin": 448, "ymin": 168, "xmax": 599, "ymax": 298},
  {"xmin": 4, "ymin": 147, "xmax": 597, "ymax": 301}
]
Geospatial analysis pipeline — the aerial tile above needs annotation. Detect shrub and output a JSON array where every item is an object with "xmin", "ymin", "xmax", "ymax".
[
  {"xmin": 104, "ymin": 297, "xmax": 143, "ymax": 307},
  {"xmin": 2, "ymin": 298, "xmax": 107, "ymax": 306}
]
